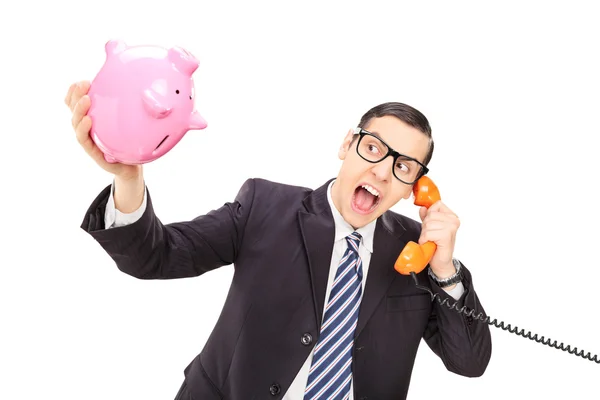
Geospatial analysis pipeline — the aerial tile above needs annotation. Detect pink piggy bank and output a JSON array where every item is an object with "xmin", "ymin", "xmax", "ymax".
[{"xmin": 87, "ymin": 39, "xmax": 207, "ymax": 164}]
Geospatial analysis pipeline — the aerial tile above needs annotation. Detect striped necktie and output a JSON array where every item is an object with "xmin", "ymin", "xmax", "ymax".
[{"xmin": 304, "ymin": 232, "xmax": 363, "ymax": 400}]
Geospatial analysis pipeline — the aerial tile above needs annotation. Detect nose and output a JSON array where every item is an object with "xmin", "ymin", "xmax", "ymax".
[{"xmin": 371, "ymin": 156, "xmax": 394, "ymax": 182}]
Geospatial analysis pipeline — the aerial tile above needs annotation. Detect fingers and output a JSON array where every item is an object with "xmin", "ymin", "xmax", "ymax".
[
  {"xmin": 72, "ymin": 96, "xmax": 95, "ymax": 157},
  {"xmin": 71, "ymin": 81, "xmax": 91, "ymax": 110},
  {"xmin": 65, "ymin": 80, "xmax": 91, "ymax": 111},
  {"xmin": 73, "ymin": 113, "xmax": 115, "ymax": 168},
  {"xmin": 422, "ymin": 210, "xmax": 460, "ymax": 225},
  {"xmin": 419, "ymin": 206, "xmax": 427, "ymax": 221},
  {"xmin": 71, "ymin": 95, "xmax": 91, "ymax": 130},
  {"xmin": 419, "ymin": 230, "xmax": 452, "ymax": 245},
  {"xmin": 421, "ymin": 220, "xmax": 448, "ymax": 231},
  {"xmin": 420, "ymin": 201, "xmax": 450, "ymax": 221},
  {"xmin": 66, "ymin": 80, "xmax": 124, "ymax": 173},
  {"xmin": 74, "ymin": 114, "xmax": 110, "ymax": 168},
  {"xmin": 419, "ymin": 204, "xmax": 460, "ymax": 246},
  {"xmin": 420, "ymin": 201, "xmax": 459, "ymax": 225},
  {"xmin": 64, "ymin": 83, "xmax": 76, "ymax": 107},
  {"xmin": 418, "ymin": 225, "xmax": 456, "ymax": 245},
  {"xmin": 75, "ymin": 114, "xmax": 93, "ymax": 150},
  {"xmin": 427, "ymin": 200, "xmax": 453, "ymax": 213}
]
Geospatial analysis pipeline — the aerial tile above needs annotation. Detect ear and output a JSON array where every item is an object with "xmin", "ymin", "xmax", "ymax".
[
  {"xmin": 401, "ymin": 186, "xmax": 413, "ymax": 200},
  {"xmin": 338, "ymin": 129, "xmax": 354, "ymax": 160},
  {"xmin": 168, "ymin": 46, "xmax": 199, "ymax": 76},
  {"xmin": 105, "ymin": 39, "xmax": 127, "ymax": 57}
]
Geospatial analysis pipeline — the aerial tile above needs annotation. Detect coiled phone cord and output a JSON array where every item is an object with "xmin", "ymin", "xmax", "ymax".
[{"xmin": 410, "ymin": 272, "xmax": 600, "ymax": 364}]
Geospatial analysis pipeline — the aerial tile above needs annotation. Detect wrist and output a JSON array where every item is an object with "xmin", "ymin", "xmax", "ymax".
[
  {"xmin": 114, "ymin": 166, "xmax": 143, "ymax": 184},
  {"xmin": 113, "ymin": 172, "xmax": 145, "ymax": 213},
  {"xmin": 429, "ymin": 258, "xmax": 463, "ymax": 288},
  {"xmin": 430, "ymin": 261, "xmax": 456, "ymax": 279}
]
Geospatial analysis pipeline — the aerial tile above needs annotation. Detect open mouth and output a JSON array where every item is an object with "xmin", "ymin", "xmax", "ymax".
[{"xmin": 351, "ymin": 184, "xmax": 382, "ymax": 215}]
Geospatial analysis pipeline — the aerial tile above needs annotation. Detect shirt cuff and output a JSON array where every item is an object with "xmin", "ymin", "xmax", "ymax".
[
  {"xmin": 104, "ymin": 180, "xmax": 148, "ymax": 229},
  {"xmin": 443, "ymin": 281, "xmax": 465, "ymax": 300}
]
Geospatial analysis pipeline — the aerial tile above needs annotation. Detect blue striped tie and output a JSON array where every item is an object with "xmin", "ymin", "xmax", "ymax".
[{"xmin": 304, "ymin": 232, "xmax": 363, "ymax": 400}]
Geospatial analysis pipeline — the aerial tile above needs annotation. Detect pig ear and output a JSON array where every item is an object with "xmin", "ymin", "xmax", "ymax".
[
  {"xmin": 105, "ymin": 40, "xmax": 127, "ymax": 57},
  {"xmin": 142, "ymin": 89, "xmax": 172, "ymax": 119},
  {"xmin": 168, "ymin": 46, "xmax": 199, "ymax": 76}
]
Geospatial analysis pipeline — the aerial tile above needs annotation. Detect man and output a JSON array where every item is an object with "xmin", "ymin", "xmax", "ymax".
[{"xmin": 66, "ymin": 80, "xmax": 491, "ymax": 399}]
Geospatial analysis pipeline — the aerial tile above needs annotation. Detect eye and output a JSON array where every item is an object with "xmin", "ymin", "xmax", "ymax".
[
  {"xmin": 395, "ymin": 162, "xmax": 410, "ymax": 173},
  {"xmin": 367, "ymin": 144, "xmax": 381, "ymax": 154},
  {"xmin": 189, "ymin": 95, "xmax": 192, "ymax": 100},
  {"xmin": 175, "ymin": 90, "xmax": 180, "ymax": 94}
]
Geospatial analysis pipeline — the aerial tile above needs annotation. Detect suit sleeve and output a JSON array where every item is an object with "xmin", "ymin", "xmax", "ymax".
[
  {"xmin": 80, "ymin": 178, "xmax": 256, "ymax": 279},
  {"xmin": 421, "ymin": 262, "xmax": 492, "ymax": 377}
]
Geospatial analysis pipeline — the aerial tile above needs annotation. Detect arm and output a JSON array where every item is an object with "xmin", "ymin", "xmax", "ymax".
[
  {"xmin": 104, "ymin": 180, "xmax": 148, "ymax": 229},
  {"xmin": 422, "ymin": 262, "xmax": 492, "ymax": 377},
  {"xmin": 81, "ymin": 178, "xmax": 257, "ymax": 279}
]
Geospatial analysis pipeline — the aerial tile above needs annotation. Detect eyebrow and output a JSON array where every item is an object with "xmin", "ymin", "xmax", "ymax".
[
  {"xmin": 365, "ymin": 129, "xmax": 421, "ymax": 162},
  {"xmin": 365, "ymin": 129, "xmax": 394, "ymax": 149},
  {"xmin": 367, "ymin": 130, "xmax": 395, "ymax": 145},
  {"xmin": 364, "ymin": 130, "xmax": 389, "ymax": 144}
]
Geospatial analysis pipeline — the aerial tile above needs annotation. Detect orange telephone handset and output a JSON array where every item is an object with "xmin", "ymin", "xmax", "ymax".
[{"xmin": 394, "ymin": 176, "xmax": 441, "ymax": 275}]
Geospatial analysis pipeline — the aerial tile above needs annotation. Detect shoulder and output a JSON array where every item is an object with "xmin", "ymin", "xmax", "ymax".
[
  {"xmin": 381, "ymin": 208, "xmax": 422, "ymax": 241},
  {"xmin": 237, "ymin": 177, "xmax": 314, "ymax": 201},
  {"xmin": 253, "ymin": 177, "xmax": 313, "ymax": 193}
]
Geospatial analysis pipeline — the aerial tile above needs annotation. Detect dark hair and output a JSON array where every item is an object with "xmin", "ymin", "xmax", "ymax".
[{"xmin": 354, "ymin": 102, "xmax": 434, "ymax": 166}]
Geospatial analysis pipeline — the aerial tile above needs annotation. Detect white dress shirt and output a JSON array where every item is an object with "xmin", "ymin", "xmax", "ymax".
[{"xmin": 104, "ymin": 180, "xmax": 465, "ymax": 398}]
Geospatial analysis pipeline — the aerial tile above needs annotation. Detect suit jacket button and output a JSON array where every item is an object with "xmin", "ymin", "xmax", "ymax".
[
  {"xmin": 301, "ymin": 333, "xmax": 313, "ymax": 345},
  {"xmin": 269, "ymin": 383, "xmax": 281, "ymax": 395}
]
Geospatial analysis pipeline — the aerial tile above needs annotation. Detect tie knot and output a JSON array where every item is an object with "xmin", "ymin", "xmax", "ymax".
[{"xmin": 346, "ymin": 232, "xmax": 362, "ymax": 252}]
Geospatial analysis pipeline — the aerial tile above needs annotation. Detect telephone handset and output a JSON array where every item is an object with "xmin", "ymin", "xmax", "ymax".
[
  {"xmin": 395, "ymin": 176, "xmax": 599, "ymax": 365},
  {"xmin": 394, "ymin": 176, "xmax": 441, "ymax": 275}
]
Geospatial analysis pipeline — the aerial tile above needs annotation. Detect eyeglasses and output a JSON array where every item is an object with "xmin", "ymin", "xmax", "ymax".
[{"xmin": 353, "ymin": 127, "xmax": 429, "ymax": 185}]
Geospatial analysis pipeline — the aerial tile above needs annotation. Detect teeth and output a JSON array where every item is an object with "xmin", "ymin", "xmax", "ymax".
[{"xmin": 362, "ymin": 184, "xmax": 380, "ymax": 197}]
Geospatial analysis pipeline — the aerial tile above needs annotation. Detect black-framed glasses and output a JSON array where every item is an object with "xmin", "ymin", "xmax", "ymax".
[{"xmin": 353, "ymin": 127, "xmax": 429, "ymax": 185}]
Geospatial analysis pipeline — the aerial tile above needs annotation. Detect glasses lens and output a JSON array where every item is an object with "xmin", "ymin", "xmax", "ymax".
[
  {"xmin": 357, "ymin": 134, "xmax": 423, "ymax": 184},
  {"xmin": 357, "ymin": 134, "xmax": 389, "ymax": 162},
  {"xmin": 392, "ymin": 156, "xmax": 423, "ymax": 183}
]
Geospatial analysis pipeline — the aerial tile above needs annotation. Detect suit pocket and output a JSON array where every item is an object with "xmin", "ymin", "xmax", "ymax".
[{"xmin": 386, "ymin": 293, "xmax": 432, "ymax": 312}]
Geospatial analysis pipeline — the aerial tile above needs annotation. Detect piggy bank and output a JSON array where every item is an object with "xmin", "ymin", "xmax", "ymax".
[{"xmin": 87, "ymin": 39, "xmax": 207, "ymax": 164}]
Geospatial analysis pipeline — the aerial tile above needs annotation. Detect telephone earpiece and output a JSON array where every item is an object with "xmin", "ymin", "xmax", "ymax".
[{"xmin": 394, "ymin": 176, "xmax": 441, "ymax": 275}]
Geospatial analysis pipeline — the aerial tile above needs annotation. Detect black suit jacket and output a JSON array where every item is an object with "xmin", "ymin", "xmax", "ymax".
[{"xmin": 81, "ymin": 178, "xmax": 492, "ymax": 400}]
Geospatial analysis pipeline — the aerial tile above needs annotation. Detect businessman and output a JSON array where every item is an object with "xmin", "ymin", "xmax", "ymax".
[{"xmin": 67, "ymin": 80, "xmax": 491, "ymax": 399}]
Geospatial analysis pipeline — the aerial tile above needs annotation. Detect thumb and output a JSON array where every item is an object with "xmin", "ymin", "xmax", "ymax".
[{"xmin": 419, "ymin": 206, "xmax": 428, "ymax": 221}]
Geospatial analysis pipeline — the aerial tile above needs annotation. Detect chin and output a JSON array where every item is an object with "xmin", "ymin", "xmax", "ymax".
[
  {"xmin": 333, "ymin": 180, "xmax": 388, "ymax": 227},
  {"xmin": 342, "ymin": 207, "xmax": 380, "ymax": 229}
]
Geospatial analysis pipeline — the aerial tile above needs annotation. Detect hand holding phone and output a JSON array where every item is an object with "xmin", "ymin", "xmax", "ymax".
[{"xmin": 394, "ymin": 176, "xmax": 442, "ymax": 275}]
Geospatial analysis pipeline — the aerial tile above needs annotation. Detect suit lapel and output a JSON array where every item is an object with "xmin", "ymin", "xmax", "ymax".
[
  {"xmin": 298, "ymin": 179, "xmax": 336, "ymax": 330},
  {"xmin": 355, "ymin": 212, "xmax": 409, "ymax": 338},
  {"xmin": 297, "ymin": 179, "xmax": 410, "ymax": 336}
]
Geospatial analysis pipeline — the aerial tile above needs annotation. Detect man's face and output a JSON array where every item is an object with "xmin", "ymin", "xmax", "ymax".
[{"xmin": 331, "ymin": 115, "xmax": 431, "ymax": 229}]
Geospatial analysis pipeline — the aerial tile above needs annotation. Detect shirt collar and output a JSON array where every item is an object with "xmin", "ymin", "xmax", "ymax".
[{"xmin": 326, "ymin": 180, "xmax": 376, "ymax": 253}]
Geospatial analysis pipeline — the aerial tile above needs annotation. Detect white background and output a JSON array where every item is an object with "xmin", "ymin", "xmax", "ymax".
[{"xmin": 1, "ymin": 1, "xmax": 599, "ymax": 399}]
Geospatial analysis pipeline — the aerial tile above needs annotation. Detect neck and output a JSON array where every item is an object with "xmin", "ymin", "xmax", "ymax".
[
  {"xmin": 330, "ymin": 180, "xmax": 343, "ymax": 216},
  {"xmin": 331, "ymin": 180, "xmax": 362, "ymax": 231}
]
